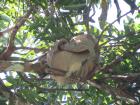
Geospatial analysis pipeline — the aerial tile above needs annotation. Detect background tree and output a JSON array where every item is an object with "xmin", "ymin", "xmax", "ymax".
[{"xmin": 0, "ymin": 0, "xmax": 140, "ymax": 105}]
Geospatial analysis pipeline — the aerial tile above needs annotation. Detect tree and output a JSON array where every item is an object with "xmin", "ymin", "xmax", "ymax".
[{"xmin": 0, "ymin": 0, "xmax": 140, "ymax": 105}]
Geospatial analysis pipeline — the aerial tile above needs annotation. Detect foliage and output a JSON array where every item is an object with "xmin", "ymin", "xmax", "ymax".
[{"xmin": 0, "ymin": 0, "xmax": 140, "ymax": 105}]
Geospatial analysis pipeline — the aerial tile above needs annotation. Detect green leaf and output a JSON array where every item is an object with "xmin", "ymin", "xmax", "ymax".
[{"xmin": 0, "ymin": 14, "xmax": 11, "ymax": 22}]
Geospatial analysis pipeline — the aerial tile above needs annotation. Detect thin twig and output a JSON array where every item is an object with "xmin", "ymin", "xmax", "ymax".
[
  {"xmin": 96, "ymin": 8, "xmax": 139, "ymax": 47},
  {"xmin": 100, "ymin": 44, "xmax": 140, "ymax": 72},
  {"xmin": 15, "ymin": 47, "xmax": 48, "ymax": 52}
]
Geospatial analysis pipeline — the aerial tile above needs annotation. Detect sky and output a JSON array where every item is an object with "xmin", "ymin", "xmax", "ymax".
[{"xmin": 92, "ymin": 0, "xmax": 139, "ymax": 31}]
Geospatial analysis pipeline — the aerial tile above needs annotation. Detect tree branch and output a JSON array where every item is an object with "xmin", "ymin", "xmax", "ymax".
[
  {"xmin": 18, "ymin": 72, "xmax": 88, "ymax": 93},
  {"xmin": 87, "ymin": 80, "xmax": 137, "ymax": 104},
  {"xmin": 0, "ymin": 6, "xmax": 34, "ymax": 60}
]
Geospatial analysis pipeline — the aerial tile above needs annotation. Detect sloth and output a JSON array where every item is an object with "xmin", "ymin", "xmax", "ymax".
[
  {"xmin": 0, "ymin": 32, "xmax": 98, "ymax": 84},
  {"xmin": 46, "ymin": 34, "xmax": 99, "ymax": 83}
]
